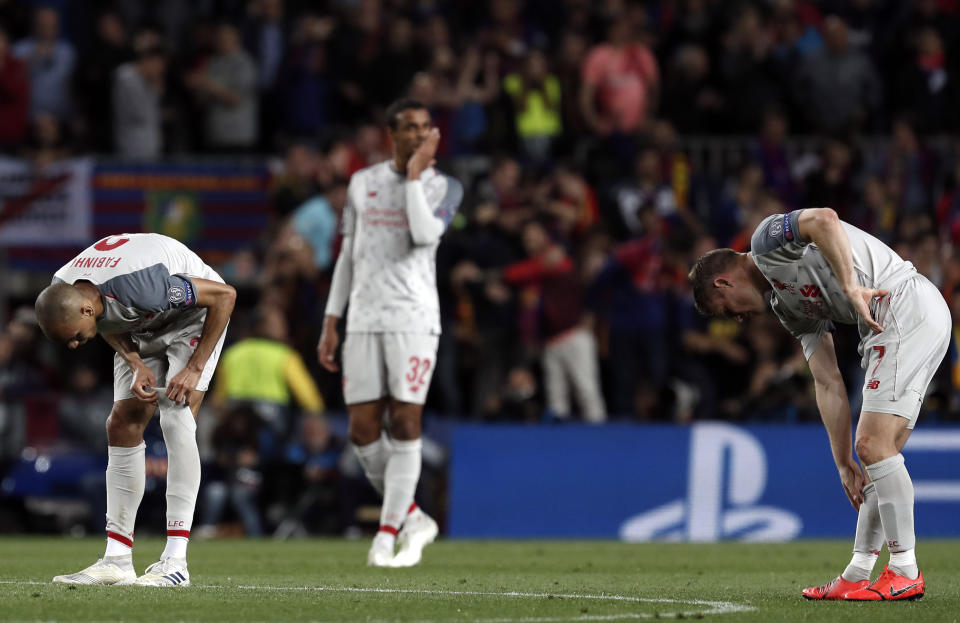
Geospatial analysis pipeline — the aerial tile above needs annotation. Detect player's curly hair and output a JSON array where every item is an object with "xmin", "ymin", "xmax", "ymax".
[{"xmin": 688, "ymin": 248, "xmax": 739, "ymax": 316}]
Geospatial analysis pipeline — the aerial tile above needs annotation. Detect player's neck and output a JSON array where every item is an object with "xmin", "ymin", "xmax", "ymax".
[
  {"xmin": 745, "ymin": 254, "xmax": 771, "ymax": 294},
  {"xmin": 392, "ymin": 154, "xmax": 409, "ymax": 175}
]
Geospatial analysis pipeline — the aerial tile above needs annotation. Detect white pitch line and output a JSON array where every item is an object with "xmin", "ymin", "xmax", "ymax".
[
  {"xmin": 323, "ymin": 617, "xmax": 726, "ymax": 623},
  {"xmin": 214, "ymin": 584, "xmax": 754, "ymax": 614},
  {"xmin": 0, "ymin": 580, "xmax": 756, "ymax": 619}
]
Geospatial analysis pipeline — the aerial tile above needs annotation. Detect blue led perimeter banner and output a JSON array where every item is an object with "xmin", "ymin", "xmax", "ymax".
[{"xmin": 448, "ymin": 423, "xmax": 960, "ymax": 540}]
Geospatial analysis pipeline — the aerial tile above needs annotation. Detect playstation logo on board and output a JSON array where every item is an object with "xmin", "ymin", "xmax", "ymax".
[{"xmin": 619, "ymin": 422, "xmax": 802, "ymax": 542}]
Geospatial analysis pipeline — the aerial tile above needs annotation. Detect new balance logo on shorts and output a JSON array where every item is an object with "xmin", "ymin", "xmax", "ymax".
[{"xmin": 867, "ymin": 380, "xmax": 880, "ymax": 390}]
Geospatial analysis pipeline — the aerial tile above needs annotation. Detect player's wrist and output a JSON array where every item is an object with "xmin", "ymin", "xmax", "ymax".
[
  {"xmin": 834, "ymin": 455, "xmax": 857, "ymax": 470},
  {"xmin": 323, "ymin": 314, "xmax": 340, "ymax": 328}
]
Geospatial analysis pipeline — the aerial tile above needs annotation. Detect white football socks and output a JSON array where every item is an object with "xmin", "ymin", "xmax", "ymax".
[
  {"xmin": 355, "ymin": 436, "xmax": 390, "ymax": 496},
  {"xmin": 865, "ymin": 453, "xmax": 918, "ymax": 579},
  {"xmin": 104, "ymin": 441, "xmax": 146, "ymax": 557},
  {"xmin": 842, "ymin": 482, "xmax": 882, "ymax": 582},
  {"xmin": 380, "ymin": 438, "xmax": 422, "ymax": 531},
  {"xmin": 159, "ymin": 397, "xmax": 200, "ymax": 560}
]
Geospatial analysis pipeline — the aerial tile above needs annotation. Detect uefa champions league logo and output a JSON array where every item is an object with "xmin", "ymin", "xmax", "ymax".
[{"xmin": 619, "ymin": 422, "xmax": 803, "ymax": 542}]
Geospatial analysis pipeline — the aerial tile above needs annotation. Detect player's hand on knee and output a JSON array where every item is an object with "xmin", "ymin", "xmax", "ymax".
[
  {"xmin": 166, "ymin": 366, "xmax": 201, "ymax": 405},
  {"xmin": 130, "ymin": 364, "xmax": 159, "ymax": 402},
  {"xmin": 318, "ymin": 329, "xmax": 339, "ymax": 372},
  {"xmin": 837, "ymin": 459, "xmax": 866, "ymax": 510}
]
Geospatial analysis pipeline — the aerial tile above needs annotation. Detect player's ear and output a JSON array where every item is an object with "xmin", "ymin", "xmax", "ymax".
[
  {"xmin": 713, "ymin": 277, "xmax": 733, "ymax": 288},
  {"xmin": 81, "ymin": 302, "xmax": 95, "ymax": 317}
]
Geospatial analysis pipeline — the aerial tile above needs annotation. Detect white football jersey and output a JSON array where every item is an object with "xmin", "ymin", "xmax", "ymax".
[
  {"xmin": 342, "ymin": 161, "xmax": 463, "ymax": 334},
  {"xmin": 751, "ymin": 211, "xmax": 918, "ymax": 358},
  {"xmin": 53, "ymin": 233, "xmax": 224, "ymax": 336}
]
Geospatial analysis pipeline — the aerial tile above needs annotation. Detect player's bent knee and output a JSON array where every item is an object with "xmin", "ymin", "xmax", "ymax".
[
  {"xmin": 855, "ymin": 434, "xmax": 895, "ymax": 466},
  {"xmin": 106, "ymin": 400, "xmax": 155, "ymax": 445},
  {"xmin": 389, "ymin": 405, "xmax": 422, "ymax": 440}
]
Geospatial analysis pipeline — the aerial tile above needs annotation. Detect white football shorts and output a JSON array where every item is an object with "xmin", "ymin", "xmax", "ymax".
[
  {"xmin": 859, "ymin": 275, "xmax": 951, "ymax": 428},
  {"xmin": 342, "ymin": 332, "xmax": 440, "ymax": 405},
  {"xmin": 113, "ymin": 309, "xmax": 228, "ymax": 402}
]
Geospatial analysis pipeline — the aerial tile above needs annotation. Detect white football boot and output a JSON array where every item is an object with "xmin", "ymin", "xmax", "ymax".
[
  {"xmin": 366, "ymin": 532, "xmax": 396, "ymax": 567},
  {"xmin": 392, "ymin": 510, "xmax": 438, "ymax": 567},
  {"xmin": 52, "ymin": 556, "xmax": 136, "ymax": 585},
  {"xmin": 134, "ymin": 557, "xmax": 190, "ymax": 587}
]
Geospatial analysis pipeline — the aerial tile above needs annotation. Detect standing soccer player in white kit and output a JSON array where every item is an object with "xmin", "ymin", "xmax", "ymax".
[
  {"xmin": 688, "ymin": 208, "xmax": 950, "ymax": 601},
  {"xmin": 35, "ymin": 233, "xmax": 235, "ymax": 586},
  {"xmin": 318, "ymin": 99, "xmax": 463, "ymax": 567}
]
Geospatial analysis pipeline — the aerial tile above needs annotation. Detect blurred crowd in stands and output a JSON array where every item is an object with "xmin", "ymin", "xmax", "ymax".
[{"xmin": 5, "ymin": 0, "xmax": 960, "ymax": 535}]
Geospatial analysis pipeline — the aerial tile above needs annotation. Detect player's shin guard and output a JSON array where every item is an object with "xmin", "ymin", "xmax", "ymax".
[
  {"xmin": 159, "ymin": 398, "xmax": 200, "ymax": 559},
  {"xmin": 866, "ymin": 453, "xmax": 918, "ymax": 579},
  {"xmin": 105, "ymin": 442, "xmax": 146, "ymax": 555},
  {"xmin": 843, "ymin": 482, "xmax": 883, "ymax": 582},
  {"xmin": 355, "ymin": 435, "xmax": 390, "ymax": 496},
  {"xmin": 380, "ymin": 438, "xmax": 422, "ymax": 532}
]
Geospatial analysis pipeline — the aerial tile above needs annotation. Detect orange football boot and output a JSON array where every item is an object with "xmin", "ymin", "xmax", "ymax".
[
  {"xmin": 844, "ymin": 566, "xmax": 924, "ymax": 601},
  {"xmin": 802, "ymin": 575, "xmax": 869, "ymax": 600}
]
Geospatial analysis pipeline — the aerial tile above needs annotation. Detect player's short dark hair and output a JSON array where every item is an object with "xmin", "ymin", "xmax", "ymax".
[
  {"xmin": 385, "ymin": 98, "xmax": 427, "ymax": 130},
  {"xmin": 688, "ymin": 248, "xmax": 739, "ymax": 316},
  {"xmin": 34, "ymin": 282, "xmax": 79, "ymax": 337}
]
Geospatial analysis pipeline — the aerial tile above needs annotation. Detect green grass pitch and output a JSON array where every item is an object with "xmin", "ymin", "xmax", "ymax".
[{"xmin": 0, "ymin": 538, "xmax": 958, "ymax": 622}]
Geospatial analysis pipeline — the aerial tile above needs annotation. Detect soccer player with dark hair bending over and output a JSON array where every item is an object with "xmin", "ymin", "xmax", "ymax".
[
  {"xmin": 318, "ymin": 98, "xmax": 463, "ymax": 567},
  {"xmin": 689, "ymin": 208, "xmax": 948, "ymax": 601},
  {"xmin": 35, "ymin": 234, "xmax": 235, "ymax": 586}
]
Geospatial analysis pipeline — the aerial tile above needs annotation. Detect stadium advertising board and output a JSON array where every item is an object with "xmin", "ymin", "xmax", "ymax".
[{"xmin": 449, "ymin": 422, "xmax": 960, "ymax": 540}]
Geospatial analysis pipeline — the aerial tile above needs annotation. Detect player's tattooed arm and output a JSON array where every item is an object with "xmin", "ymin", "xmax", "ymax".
[
  {"xmin": 808, "ymin": 332, "xmax": 864, "ymax": 510},
  {"xmin": 797, "ymin": 208, "xmax": 887, "ymax": 333},
  {"xmin": 166, "ymin": 278, "xmax": 236, "ymax": 405},
  {"xmin": 101, "ymin": 332, "xmax": 158, "ymax": 402}
]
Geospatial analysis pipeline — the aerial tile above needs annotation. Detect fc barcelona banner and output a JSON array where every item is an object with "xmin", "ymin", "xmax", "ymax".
[
  {"xmin": 3, "ymin": 159, "xmax": 270, "ymax": 271},
  {"xmin": 91, "ymin": 161, "xmax": 270, "ymax": 255},
  {"xmin": 0, "ymin": 158, "xmax": 93, "ymax": 246}
]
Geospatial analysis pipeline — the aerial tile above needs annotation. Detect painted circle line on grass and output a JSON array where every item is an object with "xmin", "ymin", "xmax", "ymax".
[
  {"xmin": 214, "ymin": 584, "xmax": 756, "ymax": 618},
  {"xmin": 0, "ymin": 580, "xmax": 755, "ymax": 619}
]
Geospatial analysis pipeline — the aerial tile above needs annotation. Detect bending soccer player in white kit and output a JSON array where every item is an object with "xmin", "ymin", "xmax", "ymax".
[
  {"xmin": 689, "ymin": 209, "xmax": 949, "ymax": 601},
  {"xmin": 318, "ymin": 98, "xmax": 462, "ymax": 567},
  {"xmin": 35, "ymin": 233, "xmax": 235, "ymax": 586}
]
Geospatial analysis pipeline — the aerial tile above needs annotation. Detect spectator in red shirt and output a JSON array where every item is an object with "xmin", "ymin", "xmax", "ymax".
[
  {"xmin": 579, "ymin": 17, "xmax": 659, "ymax": 135},
  {"xmin": 0, "ymin": 24, "xmax": 29, "ymax": 150},
  {"xmin": 501, "ymin": 219, "xmax": 607, "ymax": 422}
]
